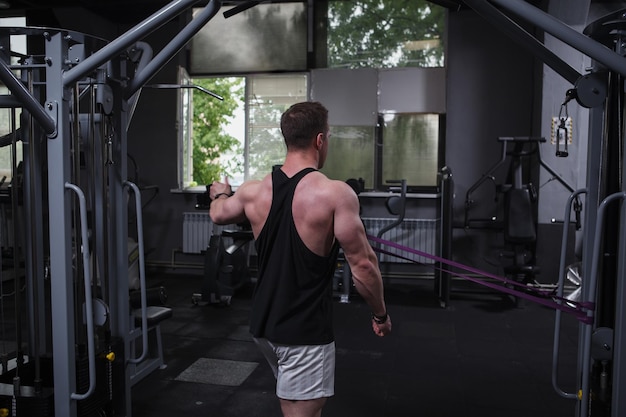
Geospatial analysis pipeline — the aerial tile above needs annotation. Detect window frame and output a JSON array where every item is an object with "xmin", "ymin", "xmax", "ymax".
[
  {"xmin": 375, "ymin": 112, "xmax": 446, "ymax": 193},
  {"xmin": 178, "ymin": 66, "xmax": 194, "ymax": 189},
  {"xmin": 179, "ymin": 72, "xmax": 446, "ymax": 192}
]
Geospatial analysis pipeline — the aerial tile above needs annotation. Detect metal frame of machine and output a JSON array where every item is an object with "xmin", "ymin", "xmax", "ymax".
[
  {"xmin": 0, "ymin": 1, "xmax": 222, "ymax": 416},
  {"xmin": 463, "ymin": 2, "xmax": 626, "ymax": 417}
]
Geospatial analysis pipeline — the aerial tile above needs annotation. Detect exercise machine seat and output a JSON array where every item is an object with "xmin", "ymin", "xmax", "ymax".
[{"xmin": 133, "ymin": 306, "xmax": 173, "ymax": 327}]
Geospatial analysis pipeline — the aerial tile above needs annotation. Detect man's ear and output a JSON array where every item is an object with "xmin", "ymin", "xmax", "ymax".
[{"xmin": 315, "ymin": 133, "xmax": 324, "ymax": 150}]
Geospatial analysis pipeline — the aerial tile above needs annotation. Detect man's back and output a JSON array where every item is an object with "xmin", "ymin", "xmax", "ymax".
[
  {"xmin": 250, "ymin": 167, "xmax": 339, "ymax": 345},
  {"xmin": 238, "ymin": 167, "xmax": 341, "ymax": 257}
]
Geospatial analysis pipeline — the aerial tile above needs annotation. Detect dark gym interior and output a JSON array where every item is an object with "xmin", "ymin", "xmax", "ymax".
[{"xmin": 0, "ymin": 0, "xmax": 623, "ymax": 416}]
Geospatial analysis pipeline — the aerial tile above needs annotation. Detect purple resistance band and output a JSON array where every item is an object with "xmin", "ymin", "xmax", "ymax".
[{"xmin": 367, "ymin": 235, "xmax": 594, "ymax": 324}]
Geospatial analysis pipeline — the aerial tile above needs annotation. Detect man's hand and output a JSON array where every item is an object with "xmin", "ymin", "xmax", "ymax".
[
  {"xmin": 210, "ymin": 177, "xmax": 232, "ymax": 200},
  {"xmin": 372, "ymin": 315, "xmax": 392, "ymax": 337}
]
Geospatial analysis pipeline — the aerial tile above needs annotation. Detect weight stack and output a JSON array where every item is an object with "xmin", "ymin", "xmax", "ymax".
[
  {"xmin": 0, "ymin": 382, "xmax": 54, "ymax": 416},
  {"xmin": 76, "ymin": 339, "xmax": 121, "ymax": 417},
  {"xmin": 0, "ymin": 357, "xmax": 54, "ymax": 417}
]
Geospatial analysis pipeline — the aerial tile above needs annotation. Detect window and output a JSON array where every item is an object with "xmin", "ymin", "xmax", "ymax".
[
  {"xmin": 0, "ymin": 96, "xmax": 22, "ymax": 184},
  {"xmin": 178, "ymin": 73, "xmax": 245, "ymax": 188},
  {"xmin": 247, "ymin": 74, "xmax": 308, "ymax": 180},
  {"xmin": 190, "ymin": 3, "xmax": 308, "ymax": 74},
  {"xmin": 189, "ymin": 1, "xmax": 446, "ymax": 73},
  {"xmin": 379, "ymin": 113, "xmax": 444, "ymax": 189},
  {"xmin": 0, "ymin": 18, "xmax": 26, "ymax": 184},
  {"xmin": 179, "ymin": 73, "xmax": 307, "ymax": 189},
  {"xmin": 312, "ymin": 67, "xmax": 445, "ymax": 191},
  {"xmin": 181, "ymin": 71, "xmax": 445, "ymax": 191},
  {"xmin": 178, "ymin": 67, "xmax": 193, "ymax": 188},
  {"xmin": 327, "ymin": 0, "xmax": 446, "ymax": 69},
  {"xmin": 320, "ymin": 114, "xmax": 444, "ymax": 192},
  {"xmin": 320, "ymin": 126, "xmax": 376, "ymax": 189},
  {"xmin": 181, "ymin": 1, "xmax": 447, "ymax": 190}
]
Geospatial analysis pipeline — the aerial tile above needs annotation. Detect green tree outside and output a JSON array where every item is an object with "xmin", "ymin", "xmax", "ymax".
[
  {"xmin": 191, "ymin": 77, "xmax": 244, "ymax": 185},
  {"xmin": 328, "ymin": 0, "xmax": 445, "ymax": 68}
]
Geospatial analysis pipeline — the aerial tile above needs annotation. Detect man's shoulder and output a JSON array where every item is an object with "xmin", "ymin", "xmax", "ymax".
[
  {"xmin": 238, "ymin": 176, "xmax": 270, "ymax": 197},
  {"xmin": 305, "ymin": 173, "xmax": 355, "ymax": 200},
  {"xmin": 305, "ymin": 170, "xmax": 341, "ymax": 186},
  {"xmin": 244, "ymin": 174, "xmax": 272, "ymax": 187}
]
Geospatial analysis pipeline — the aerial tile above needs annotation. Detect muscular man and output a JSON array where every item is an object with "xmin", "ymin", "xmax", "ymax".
[{"xmin": 209, "ymin": 101, "xmax": 391, "ymax": 417}]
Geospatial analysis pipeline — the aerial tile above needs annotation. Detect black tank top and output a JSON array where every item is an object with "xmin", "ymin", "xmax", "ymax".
[{"xmin": 250, "ymin": 168, "xmax": 339, "ymax": 345}]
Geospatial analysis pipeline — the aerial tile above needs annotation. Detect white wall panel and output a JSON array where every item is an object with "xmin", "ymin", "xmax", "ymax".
[
  {"xmin": 310, "ymin": 68, "xmax": 378, "ymax": 126},
  {"xmin": 378, "ymin": 67, "xmax": 446, "ymax": 114}
]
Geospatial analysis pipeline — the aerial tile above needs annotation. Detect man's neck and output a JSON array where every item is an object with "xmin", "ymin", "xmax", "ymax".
[{"xmin": 280, "ymin": 151, "xmax": 319, "ymax": 177}]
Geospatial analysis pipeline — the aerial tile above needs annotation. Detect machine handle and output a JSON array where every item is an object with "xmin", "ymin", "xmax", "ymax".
[
  {"xmin": 376, "ymin": 179, "xmax": 407, "ymax": 239},
  {"xmin": 124, "ymin": 181, "xmax": 149, "ymax": 364},
  {"xmin": 552, "ymin": 189, "xmax": 586, "ymax": 399},
  {"xmin": 65, "ymin": 182, "xmax": 96, "ymax": 401}
]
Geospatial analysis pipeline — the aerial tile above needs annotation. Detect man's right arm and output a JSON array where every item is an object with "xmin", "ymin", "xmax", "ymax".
[
  {"xmin": 333, "ymin": 182, "xmax": 391, "ymax": 336},
  {"xmin": 209, "ymin": 179, "xmax": 249, "ymax": 225}
]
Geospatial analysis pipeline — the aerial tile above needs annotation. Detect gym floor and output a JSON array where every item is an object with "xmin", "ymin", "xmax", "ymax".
[{"xmin": 131, "ymin": 271, "xmax": 580, "ymax": 417}]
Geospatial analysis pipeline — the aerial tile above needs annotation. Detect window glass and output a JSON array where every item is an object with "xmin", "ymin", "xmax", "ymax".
[
  {"xmin": 0, "ymin": 18, "xmax": 26, "ymax": 183},
  {"xmin": 327, "ymin": 0, "xmax": 445, "ymax": 69},
  {"xmin": 179, "ymin": 67, "xmax": 193, "ymax": 188},
  {"xmin": 180, "ymin": 75, "xmax": 245, "ymax": 189},
  {"xmin": 180, "ymin": 74, "xmax": 444, "ymax": 191},
  {"xmin": 381, "ymin": 113, "xmax": 441, "ymax": 188},
  {"xmin": 320, "ymin": 126, "xmax": 375, "ymax": 188},
  {"xmin": 247, "ymin": 74, "xmax": 308, "ymax": 180},
  {"xmin": 0, "ymin": 95, "xmax": 22, "ymax": 184},
  {"xmin": 180, "ymin": 74, "xmax": 307, "ymax": 188},
  {"xmin": 190, "ymin": 3, "xmax": 307, "ymax": 74}
]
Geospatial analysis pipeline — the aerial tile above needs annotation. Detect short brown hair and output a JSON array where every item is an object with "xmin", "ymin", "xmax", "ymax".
[{"xmin": 280, "ymin": 101, "xmax": 328, "ymax": 150}]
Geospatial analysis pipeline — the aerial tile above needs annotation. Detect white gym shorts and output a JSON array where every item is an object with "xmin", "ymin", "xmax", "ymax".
[{"xmin": 253, "ymin": 337, "xmax": 336, "ymax": 401}]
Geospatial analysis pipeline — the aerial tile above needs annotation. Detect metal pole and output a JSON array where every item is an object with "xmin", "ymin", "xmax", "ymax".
[
  {"xmin": 488, "ymin": 0, "xmax": 626, "ymax": 77},
  {"xmin": 464, "ymin": 0, "xmax": 581, "ymax": 85},
  {"xmin": 0, "ymin": 59, "xmax": 56, "ymax": 136},
  {"xmin": 576, "ymin": 99, "xmax": 606, "ymax": 417},
  {"xmin": 63, "ymin": 0, "xmax": 201, "ymax": 87},
  {"xmin": 614, "ymin": 198, "xmax": 626, "ymax": 416},
  {"xmin": 586, "ymin": 192, "xmax": 626, "ymax": 417},
  {"xmin": 125, "ymin": 41, "xmax": 153, "ymax": 126},
  {"xmin": 125, "ymin": 0, "xmax": 222, "ymax": 98},
  {"xmin": 0, "ymin": 96, "xmax": 25, "ymax": 108},
  {"xmin": 24, "ymin": 68, "xmax": 43, "ymax": 393},
  {"xmin": 45, "ymin": 30, "xmax": 78, "ymax": 417}
]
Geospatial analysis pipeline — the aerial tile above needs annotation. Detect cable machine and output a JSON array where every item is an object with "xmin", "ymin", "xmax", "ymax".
[
  {"xmin": 462, "ymin": 1, "xmax": 626, "ymax": 416},
  {"xmin": 0, "ymin": 1, "xmax": 223, "ymax": 416}
]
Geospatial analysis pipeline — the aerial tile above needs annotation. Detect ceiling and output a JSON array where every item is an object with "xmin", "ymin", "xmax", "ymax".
[
  {"xmin": 1, "ymin": 0, "xmax": 173, "ymax": 21},
  {"xmin": 0, "ymin": 0, "xmax": 275, "ymax": 24},
  {"xmin": 0, "ymin": 0, "xmax": 622, "ymax": 24},
  {"xmin": 0, "ymin": 0, "xmax": 474, "ymax": 17}
]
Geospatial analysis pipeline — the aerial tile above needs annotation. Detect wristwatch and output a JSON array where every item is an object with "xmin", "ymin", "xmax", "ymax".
[
  {"xmin": 372, "ymin": 312, "xmax": 388, "ymax": 324},
  {"xmin": 213, "ymin": 191, "xmax": 233, "ymax": 200}
]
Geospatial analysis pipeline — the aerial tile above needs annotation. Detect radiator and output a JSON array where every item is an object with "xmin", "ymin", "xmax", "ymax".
[
  {"xmin": 182, "ymin": 212, "xmax": 229, "ymax": 253},
  {"xmin": 182, "ymin": 213, "xmax": 439, "ymax": 262},
  {"xmin": 362, "ymin": 218, "xmax": 439, "ymax": 264}
]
